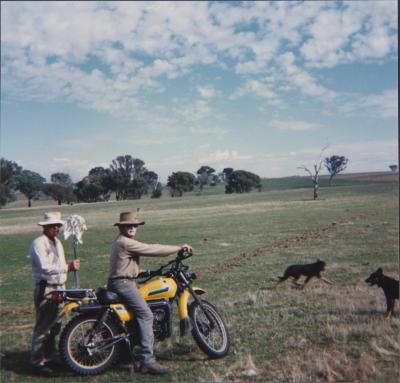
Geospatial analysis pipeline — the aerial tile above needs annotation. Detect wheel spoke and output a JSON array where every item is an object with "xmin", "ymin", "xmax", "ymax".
[
  {"xmin": 194, "ymin": 303, "xmax": 227, "ymax": 353},
  {"xmin": 67, "ymin": 319, "xmax": 116, "ymax": 370}
]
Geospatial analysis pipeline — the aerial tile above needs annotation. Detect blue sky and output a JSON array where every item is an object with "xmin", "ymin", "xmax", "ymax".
[{"xmin": 1, "ymin": 1, "xmax": 398, "ymax": 183}]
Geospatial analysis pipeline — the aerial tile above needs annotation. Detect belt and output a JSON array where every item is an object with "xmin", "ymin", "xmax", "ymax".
[
  {"xmin": 109, "ymin": 276, "xmax": 135, "ymax": 281},
  {"xmin": 36, "ymin": 280, "xmax": 64, "ymax": 287}
]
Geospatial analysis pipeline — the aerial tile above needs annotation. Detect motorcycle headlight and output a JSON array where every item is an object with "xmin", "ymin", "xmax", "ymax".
[{"xmin": 190, "ymin": 273, "xmax": 199, "ymax": 280}]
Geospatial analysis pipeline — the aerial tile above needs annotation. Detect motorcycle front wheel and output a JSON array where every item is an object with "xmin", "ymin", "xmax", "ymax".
[
  {"xmin": 189, "ymin": 300, "xmax": 230, "ymax": 358},
  {"xmin": 59, "ymin": 315, "xmax": 121, "ymax": 375}
]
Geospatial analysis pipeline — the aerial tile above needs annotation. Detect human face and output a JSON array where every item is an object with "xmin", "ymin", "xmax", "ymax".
[
  {"xmin": 43, "ymin": 224, "xmax": 62, "ymax": 239},
  {"xmin": 120, "ymin": 224, "xmax": 139, "ymax": 238}
]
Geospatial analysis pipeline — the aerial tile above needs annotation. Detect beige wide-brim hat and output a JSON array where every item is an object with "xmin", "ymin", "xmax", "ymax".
[
  {"xmin": 114, "ymin": 212, "xmax": 145, "ymax": 226},
  {"xmin": 38, "ymin": 212, "xmax": 65, "ymax": 226}
]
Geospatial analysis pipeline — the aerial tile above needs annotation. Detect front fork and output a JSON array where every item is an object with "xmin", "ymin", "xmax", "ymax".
[{"xmin": 178, "ymin": 285, "xmax": 214, "ymax": 335}]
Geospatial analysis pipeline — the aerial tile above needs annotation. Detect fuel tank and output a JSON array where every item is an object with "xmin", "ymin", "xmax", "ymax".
[{"xmin": 139, "ymin": 277, "xmax": 177, "ymax": 301}]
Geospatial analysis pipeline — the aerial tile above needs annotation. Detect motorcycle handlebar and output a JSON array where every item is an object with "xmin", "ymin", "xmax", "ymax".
[
  {"xmin": 177, "ymin": 249, "xmax": 192, "ymax": 260},
  {"xmin": 137, "ymin": 251, "xmax": 193, "ymax": 281}
]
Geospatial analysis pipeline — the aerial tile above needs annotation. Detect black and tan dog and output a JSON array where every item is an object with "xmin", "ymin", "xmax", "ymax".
[
  {"xmin": 275, "ymin": 259, "xmax": 333, "ymax": 289},
  {"xmin": 365, "ymin": 268, "xmax": 399, "ymax": 318}
]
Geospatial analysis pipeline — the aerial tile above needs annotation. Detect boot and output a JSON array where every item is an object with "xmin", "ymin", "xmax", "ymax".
[{"xmin": 138, "ymin": 362, "xmax": 170, "ymax": 375}]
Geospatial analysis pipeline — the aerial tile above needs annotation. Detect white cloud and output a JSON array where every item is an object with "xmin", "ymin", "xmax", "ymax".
[
  {"xmin": 300, "ymin": 2, "xmax": 397, "ymax": 68},
  {"xmin": 270, "ymin": 119, "xmax": 320, "ymax": 132},
  {"xmin": 226, "ymin": 139, "xmax": 398, "ymax": 178},
  {"xmin": 278, "ymin": 52, "xmax": 337, "ymax": 100},
  {"xmin": 197, "ymin": 85, "xmax": 217, "ymax": 99},
  {"xmin": 1, "ymin": 1, "xmax": 397, "ymax": 186},
  {"xmin": 1, "ymin": 1, "xmax": 396, "ymax": 118},
  {"xmin": 189, "ymin": 126, "xmax": 229, "ymax": 138},
  {"xmin": 230, "ymin": 79, "xmax": 281, "ymax": 105},
  {"xmin": 174, "ymin": 100, "xmax": 212, "ymax": 122},
  {"xmin": 27, "ymin": 157, "xmax": 92, "ymax": 182},
  {"xmin": 322, "ymin": 140, "xmax": 398, "ymax": 173},
  {"xmin": 339, "ymin": 89, "xmax": 398, "ymax": 119}
]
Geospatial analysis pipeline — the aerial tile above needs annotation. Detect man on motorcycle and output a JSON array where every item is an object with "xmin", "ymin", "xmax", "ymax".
[
  {"xmin": 28, "ymin": 212, "xmax": 80, "ymax": 376},
  {"xmin": 107, "ymin": 211, "xmax": 192, "ymax": 375}
]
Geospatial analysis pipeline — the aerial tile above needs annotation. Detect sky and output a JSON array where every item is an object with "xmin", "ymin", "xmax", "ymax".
[{"xmin": 1, "ymin": 1, "xmax": 398, "ymax": 183}]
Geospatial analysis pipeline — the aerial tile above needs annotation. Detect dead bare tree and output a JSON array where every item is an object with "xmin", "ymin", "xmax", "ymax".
[{"xmin": 298, "ymin": 146, "xmax": 328, "ymax": 200}]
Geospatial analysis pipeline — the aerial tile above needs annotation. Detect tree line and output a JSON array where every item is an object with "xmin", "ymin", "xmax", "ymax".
[
  {"xmin": 0, "ymin": 155, "xmax": 263, "ymax": 208},
  {"xmin": 0, "ymin": 153, "xmax": 349, "ymax": 207}
]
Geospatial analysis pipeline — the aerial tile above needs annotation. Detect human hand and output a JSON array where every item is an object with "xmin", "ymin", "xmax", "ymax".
[
  {"xmin": 68, "ymin": 259, "xmax": 80, "ymax": 272},
  {"xmin": 180, "ymin": 244, "xmax": 193, "ymax": 254}
]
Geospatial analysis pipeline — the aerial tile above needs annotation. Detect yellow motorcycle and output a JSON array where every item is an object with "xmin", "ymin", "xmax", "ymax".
[{"xmin": 50, "ymin": 250, "xmax": 230, "ymax": 375}]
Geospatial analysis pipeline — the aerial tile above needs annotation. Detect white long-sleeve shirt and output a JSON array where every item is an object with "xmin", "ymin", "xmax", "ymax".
[{"xmin": 28, "ymin": 234, "xmax": 68, "ymax": 285}]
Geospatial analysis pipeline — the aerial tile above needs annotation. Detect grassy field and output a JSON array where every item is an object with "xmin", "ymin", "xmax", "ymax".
[{"xmin": 0, "ymin": 172, "xmax": 399, "ymax": 382}]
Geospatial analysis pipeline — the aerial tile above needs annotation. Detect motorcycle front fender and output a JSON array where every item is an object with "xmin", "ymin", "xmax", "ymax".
[{"xmin": 178, "ymin": 286, "xmax": 206, "ymax": 320}]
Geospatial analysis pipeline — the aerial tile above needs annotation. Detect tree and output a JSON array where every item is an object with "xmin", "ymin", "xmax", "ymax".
[
  {"xmin": 196, "ymin": 166, "xmax": 216, "ymax": 190},
  {"xmin": 167, "ymin": 172, "xmax": 196, "ymax": 197},
  {"xmin": 0, "ymin": 158, "xmax": 22, "ymax": 207},
  {"xmin": 51, "ymin": 172, "xmax": 73, "ymax": 187},
  {"xmin": 43, "ymin": 172, "xmax": 74, "ymax": 205},
  {"xmin": 225, "ymin": 170, "xmax": 262, "ymax": 193},
  {"xmin": 15, "ymin": 170, "xmax": 46, "ymax": 207},
  {"xmin": 109, "ymin": 155, "xmax": 134, "ymax": 200},
  {"xmin": 222, "ymin": 167, "xmax": 234, "ymax": 180},
  {"xmin": 90, "ymin": 167, "xmax": 114, "ymax": 195},
  {"xmin": 210, "ymin": 174, "xmax": 220, "ymax": 186},
  {"xmin": 220, "ymin": 167, "xmax": 234, "ymax": 183},
  {"xmin": 299, "ymin": 147, "xmax": 327, "ymax": 200},
  {"xmin": 324, "ymin": 155, "xmax": 349, "ymax": 186},
  {"xmin": 127, "ymin": 176, "xmax": 149, "ymax": 199},
  {"xmin": 109, "ymin": 155, "xmax": 148, "ymax": 200},
  {"xmin": 143, "ymin": 170, "xmax": 159, "ymax": 191},
  {"xmin": 74, "ymin": 175, "xmax": 111, "ymax": 203},
  {"xmin": 151, "ymin": 182, "xmax": 163, "ymax": 199},
  {"xmin": 89, "ymin": 166, "xmax": 108, "ymax": 177}
]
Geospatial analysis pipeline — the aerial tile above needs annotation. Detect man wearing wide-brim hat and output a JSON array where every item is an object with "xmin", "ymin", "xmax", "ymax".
[
  {"xmin": 27, "ymin": 212, "xmax": 80, "ymax": 376},
  {"xmin": 107, "ymin": 211, "xmax": 192, "ymax": 375}
]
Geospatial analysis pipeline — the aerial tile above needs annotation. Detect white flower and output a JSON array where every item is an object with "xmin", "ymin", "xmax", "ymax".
[{"xmin": 63, "ymin": 215, "xmax": 87, "ymax": 244}]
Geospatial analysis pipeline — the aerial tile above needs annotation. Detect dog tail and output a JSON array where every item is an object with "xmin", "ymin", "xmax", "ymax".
[{"xmin": 277, "ymin": 276, "xmax": 286, "ymax": 281}]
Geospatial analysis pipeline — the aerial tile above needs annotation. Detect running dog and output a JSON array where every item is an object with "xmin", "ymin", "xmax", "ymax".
[
  {"xmin": 365, "ymin": 268, "xmax": 399, "ymax": 318},
  {"xmin": 276, "ymin": 259, "xmax": 333, "ymax": 289}
]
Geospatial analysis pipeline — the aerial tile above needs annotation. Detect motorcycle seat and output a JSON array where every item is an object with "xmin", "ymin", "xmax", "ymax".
[{"xmin": 96, "ymin": 287, "xmax": 121, "ymax": 304}]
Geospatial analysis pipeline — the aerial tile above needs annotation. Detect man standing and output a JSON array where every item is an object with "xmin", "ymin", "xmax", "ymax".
[
  {"xmin": 28, "ymin": 212, "xmax": 80, "ymax": 375},
  {"xmin": 107, "ymin": 211, "xmax": 192, "ymax": 375}
]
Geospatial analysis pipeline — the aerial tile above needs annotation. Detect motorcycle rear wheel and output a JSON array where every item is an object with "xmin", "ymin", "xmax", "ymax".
[
  {"xmin": 59, "ymin": 315, "xmax": 121, "ymax": 375},
  {"xmin": 189, "ymin": 300, "xmax": 230, "ymax": 358}
]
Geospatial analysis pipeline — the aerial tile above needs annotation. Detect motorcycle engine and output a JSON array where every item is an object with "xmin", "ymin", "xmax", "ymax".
[{"xmin": 148, "ymin": 300, "xmax": 172, "ymax": 341}]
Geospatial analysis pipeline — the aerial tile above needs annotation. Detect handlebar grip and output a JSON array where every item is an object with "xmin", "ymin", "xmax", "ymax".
[{"xmin": 177, "ymin": 250, "xmax": 193, "ymax": 260}]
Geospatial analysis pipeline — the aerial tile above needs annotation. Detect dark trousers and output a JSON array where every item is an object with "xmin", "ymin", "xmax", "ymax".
[{"xmin": 30, "ymin": 284, "xmax": 63, "ymax": 367}]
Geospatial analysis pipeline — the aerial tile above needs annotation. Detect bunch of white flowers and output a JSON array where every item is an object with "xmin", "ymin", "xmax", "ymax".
[{"xmin": 63, "ymin": 214, "xmax": 87, "ymax": 244}]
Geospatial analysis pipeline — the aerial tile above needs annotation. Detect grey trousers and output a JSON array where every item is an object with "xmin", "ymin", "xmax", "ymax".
[
  {"xmin": 107, "ymin": 279, "xmax": 155, "ymax": 365},
  {"xmin": 30, "ymin": 284, "xmax": 63, "ymax": 367}
]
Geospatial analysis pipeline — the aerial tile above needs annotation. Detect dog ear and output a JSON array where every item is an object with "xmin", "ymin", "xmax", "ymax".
[{"xmin": 377, "ymin": 267, "xmax": 383, "ymax": 274}]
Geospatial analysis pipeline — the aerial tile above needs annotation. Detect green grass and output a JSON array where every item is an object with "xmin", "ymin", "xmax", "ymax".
[{"xmin": 0, "ymin": 172, "xmax": 399, "ymax": 382}]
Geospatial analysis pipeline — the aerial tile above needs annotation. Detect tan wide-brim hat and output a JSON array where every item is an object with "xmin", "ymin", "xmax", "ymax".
[
  {"xmin": 38, "ymin": 212, "xmax": 65, "ymax": 226},
  {"xmin": 114, "ymin": 212, "xmax": 145, "ymax": 226}
]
